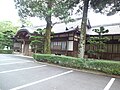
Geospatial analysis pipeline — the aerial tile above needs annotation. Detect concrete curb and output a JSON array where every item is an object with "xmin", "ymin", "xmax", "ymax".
[{"xmin": 15, "ymin": 54, "xmax": 120, "ymax": 79}]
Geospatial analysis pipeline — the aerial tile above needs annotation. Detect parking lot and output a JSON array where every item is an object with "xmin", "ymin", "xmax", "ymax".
[{"xmin": 0, "ymin": 54, "xmax": 120, "ymax": 90}]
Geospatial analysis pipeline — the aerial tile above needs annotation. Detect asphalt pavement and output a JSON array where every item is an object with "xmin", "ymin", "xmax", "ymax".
[{"xmin": 0, "ymin": 54, "xmax": 120, "ymax": 90}]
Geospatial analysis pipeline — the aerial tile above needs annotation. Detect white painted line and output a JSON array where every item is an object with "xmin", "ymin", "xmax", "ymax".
[
  {"xmin": 104, "ymin": 78, "xmax": 115, "ymax": 90},
  {"xmin": 0, "ymin": 65, "xmax": 46, "ymax": 74},
  {"xmin": 15, "ymin": 55, "xmax": 33, "ymax": 58},
  {"xmin": 10, "ymin": 70, "xmax": 73, "ymax": 90},
  {"xmin": 0, "ymin": 59, "xmax": 26, "ymax": 62},
  {"xmin": 0, "ymin": 59, "xmax": 16, "ymax": 61},
  {"xmin": 0, "ymin": 61, "xmax": 33, "ymax": 66}
]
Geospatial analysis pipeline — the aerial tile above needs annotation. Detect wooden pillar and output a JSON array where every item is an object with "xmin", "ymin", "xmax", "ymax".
[
  {"xmin": 111, "ymin": 35, "xmax": 114, "ymax": 59},
  {"xmin": 24, "ymin": 43, "xmax": 29, "ymax": 56},
  {"xmin": 22, "ymin": 40, "xmax": 29, "ymax": 56},
  {"xmin": 22, "ymin": 40, "xmax": 25, "ymax": 54}
]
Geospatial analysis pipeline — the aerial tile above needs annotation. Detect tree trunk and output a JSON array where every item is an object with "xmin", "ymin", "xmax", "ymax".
[
  {"xmin": 44, "ymin": 21, "xmax": 52, "ymax": 54},
  {"xmin": 78, "ymin": 0, "xmax": 90, "ymax": 58},
  {"xmin": 44, "ymin": 1, "xmax": 52, "ymax": 54}
]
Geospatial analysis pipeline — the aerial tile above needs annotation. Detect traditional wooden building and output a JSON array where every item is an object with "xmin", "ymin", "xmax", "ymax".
[
  {"xmin": 14, "ymin": 23, "xmax": 120, "ymax": 60},
  {"xmin": 86, "ymin": 23, "xmax": 120, "ymax": 60},
  {"xmin": 51, "ymin": 23, "xmax": 120, "ymax": 60},
  {"xmin": 14, "ymin": 27, "xmax": 35, "ymax": 55},
  {"xmin": 51, "ymin": 27, "xmax": 80, "ymax": 57}
]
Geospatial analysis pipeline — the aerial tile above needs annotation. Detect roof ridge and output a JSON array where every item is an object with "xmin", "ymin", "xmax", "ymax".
[{"xmin": 92, "ymin": 23, "xmax": 120, "ymax": 28}]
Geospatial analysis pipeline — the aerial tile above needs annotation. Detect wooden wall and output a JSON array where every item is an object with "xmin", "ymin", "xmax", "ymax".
[
  {"xmin": 86, "ymin": 35, "xmax": 120, "ymax": 60},
  {"xmin": 51, "ymin": 29, "xmax": 120, "ymax": 60}
]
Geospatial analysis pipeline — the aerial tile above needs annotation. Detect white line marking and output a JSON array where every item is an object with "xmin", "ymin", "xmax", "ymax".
[
  {"xmin": 10, "ymin": 70, "xmax": 73, "ymax": 90},
  {"xmin": 0, "ymin": 59, "xmax": 17, "ymax": 61},
  {"xmin": 0, "ymin": 59, "xmax": 27, "ymax": 62},
  {"xmin": 104, "ymin": 78, "xmax": 115, "ymax": 90},
  {"xmin": 0, "ymin": 65, "xmax": 46, "ymax": 74},
  {"xmin": 0, "ymin": 61, "xmax": 33, "ymax": 66}
]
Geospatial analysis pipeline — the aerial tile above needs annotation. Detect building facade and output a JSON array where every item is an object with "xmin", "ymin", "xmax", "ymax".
[{"xmin": 14, "ymin": 23, "xmax": 120, "ymax": 60}]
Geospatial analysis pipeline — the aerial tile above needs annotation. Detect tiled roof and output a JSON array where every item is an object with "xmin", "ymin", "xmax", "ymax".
[
  {"xmin": 16, "ymin": 20, "xmax": 120, "ymax": 36},
  {"xmin": 87, "ymin": 23, "xmax": 120, "ymax": 35}
]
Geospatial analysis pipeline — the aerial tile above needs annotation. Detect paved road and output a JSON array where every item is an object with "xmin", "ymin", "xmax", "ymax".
[{"xmin": 0, "ymin": 54, "xmax": 120, "ymax": 90}]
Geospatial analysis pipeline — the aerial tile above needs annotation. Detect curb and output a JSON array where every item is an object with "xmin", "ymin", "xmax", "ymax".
[
  {"xmin": 15, "ymin": 54, "xmax": 120, "ymax": 79},
  {"xmin": 34, "ymin": 60, "xmax": 120, "ymax": 79}
]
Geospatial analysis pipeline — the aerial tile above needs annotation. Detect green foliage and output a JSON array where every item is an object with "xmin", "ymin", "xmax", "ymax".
[
  {"xmin": 33, "ymin": 54, "xmax": 120, "ymax": 75},
  {"xmin": 14, "ymin": 0, "xmax": 78, "ymax": 21},
  {"xmin": 30, "ymin": 28, "xmax": 44, "ymax": 53},
  {"xmin": 90, "ymin": 0, "xmax": 120, "ymax": 16},
  {"xmin": 72, "ymin": 0, "xmax": 120, "ymax": 16},
  {"xmin": 2, "ymin": 31, "xmax": 14, "ymax": 48},
  {"xmin": 0, "ymin": 33, "xmax": 4, "ymax": 49},
  {"xmin": 86, "ymin": 60, "xmax": 120, "ymax": 75},
  {"xmin": 88, "ymin": 27, "xmax": 109, "ymax": 59},
  {"xmin": 74, "ymin": 0, "xmax": 120, "ymax": 16},
  {"xmin": 33, "ymin": 54, "xmax": 85, "ymax": 69},
  {"xmin": 1, "ymin": 30, "xmax": 15, "ymax": 50},
  {"xmin": 0, "ymin": 50, "xmax": 13, "ymax": 54},
  {"xmin": 0, "ymin": 21, "xmax": 17, "ymax": 49},
  {"xmin": 93, "ymin": 27, "xmax": 109, "ymax": 34},
  {"xmin": 0, "ymin": 21, "xmax": 18, "ymax": 33}
]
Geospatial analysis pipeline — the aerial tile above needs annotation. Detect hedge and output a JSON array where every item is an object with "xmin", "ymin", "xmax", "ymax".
[
  {"xmin": 86, "ymin": 60, "xmax": 120, "ymax": 75},
  {"xmin": 0, "ymin": 50, "xmax": 13, "ymax": 54},
  {"xmin": 33, "ymin": 54, "xmax": 85, "ymax": 69},
  {"xmin": 33, "ymin": 54, "xmax": 120, "ymax": 75}
]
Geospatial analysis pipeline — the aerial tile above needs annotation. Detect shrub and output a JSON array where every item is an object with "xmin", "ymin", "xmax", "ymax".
[
  {"xmin": 33, "ymin": 54, "xmax": 85, "ymax": 69},
  {"xmin": 86, "ymin": 60, "xmax": 120, "ymax": 75},
  {"xmin": 33, "ymin": 54, "xmax": 120, "ymax": 75},
  {"xmin": 0, "ymin": 50, "xmax": 13, "ymax": 54}
]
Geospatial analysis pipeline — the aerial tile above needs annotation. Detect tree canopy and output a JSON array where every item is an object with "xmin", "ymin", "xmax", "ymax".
[
  {"xmin": 90, "ymin": 0, "xmax": 120, "ymax": 16},
  {"xmin": 30, "ymin": 28, "xmax": 45, "ymax": 54},
  {"xmin": 88, "ymin": 27, "xmax": 109, "ymax": 59},
  {"xmin": 74, "ymin": 0, "xmax": 120, "ymax": 15},
  {"xmin": 14, "ymin": 0, "xmax": 79, "ymax": 20},
  {"xmin": 14, "ymin": 0, "xmax": 79, "ymax": 54},
  {"xmin": 0, "ymin": 21, "xmax": 18, "ymax": 49},
  {"xmin": 0, "ymin": 21, "xmax": 18, "ymax": 33}
]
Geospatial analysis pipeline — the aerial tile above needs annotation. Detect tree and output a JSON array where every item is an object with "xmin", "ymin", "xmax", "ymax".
[
  {"xmin": 88, "ymin": 27, "xmax": 109, "ymax": 59},
  {"xmin": 78, "ymin": 0, "xmax": 90, "ymax": 58},
  {"xmin": 77, "ymin": 0, "xmax": 120, "ymax": 58},
  {"xmin": 0, "ymin": 33, "xmax": 4, "ymax": 49},
  {"xmin": 30, "ymin": 29, "xmax": 45, "ymax": 54},
  {"xmin": 2, "ymin": 30, "xmax": 15, "ymax": 50},
  {"xmin": 14, "ymin": 0, "xmax": 79, "ymax": 54},
  {"xmin": 91, "ymin": 0, "xmax": 120, "ymax": 16},
  {"xmin": 0, "ymin": 21, "xmax": 18, "ymax": 33},
  {"xmin": 0, "ymin": 21, "xmax": 18, "ymax": 49}
]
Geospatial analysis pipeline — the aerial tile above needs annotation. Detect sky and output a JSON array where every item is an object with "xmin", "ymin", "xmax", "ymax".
[{"xmin": 0, "ymin": 0, "xmax": 120, "ymax": 27}]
